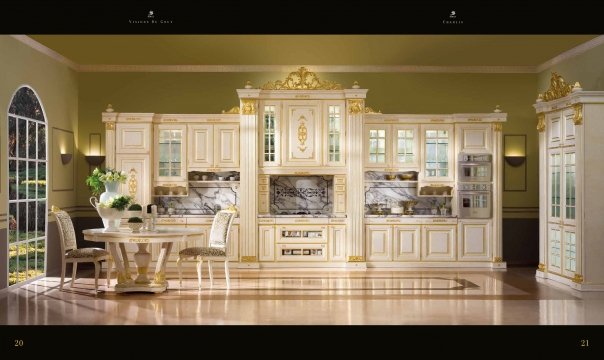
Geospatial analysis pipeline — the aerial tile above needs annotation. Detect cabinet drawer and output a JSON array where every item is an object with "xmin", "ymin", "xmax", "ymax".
[
  {"xmin": 276, "ymin": 243, "xmax": 327, "ymax": 261},
  {"xmin": 277, "ymin": 225, "xmax": 327, "ymax": 243}
]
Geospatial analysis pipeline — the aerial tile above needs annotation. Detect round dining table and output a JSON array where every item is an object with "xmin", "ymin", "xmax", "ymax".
[{"xmin": 83, "ymin": 228, "xmax": 203, "ymax": 293}]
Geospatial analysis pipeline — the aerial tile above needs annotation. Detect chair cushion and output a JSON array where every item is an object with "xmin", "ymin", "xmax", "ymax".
[
  {"xmin": 179, "ymin": 247, "xmax": 226, "ymax": 257},
  {"xmin": 66, "ymin": 248, "xmax": 110, "ymax": 259},
  {"xmin": 53, "ymin": 210, "xmax": 77, "ymax": 251}
]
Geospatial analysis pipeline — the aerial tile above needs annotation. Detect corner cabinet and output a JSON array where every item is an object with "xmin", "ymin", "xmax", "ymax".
[{"xmin": 535, "ymin": 76, "xmax": 604, "ymax": 291}]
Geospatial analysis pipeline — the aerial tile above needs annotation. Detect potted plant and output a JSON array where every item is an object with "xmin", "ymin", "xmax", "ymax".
[
  {"xmin": 127, "ymin": 216, "xmax": 144, "ymax": 233},
  {"xmin": 95, "ymin": 195, "xmax": 132, "ymax": 232},
  {"xmin": 167, "ymin": 201, "xmax": 176, "ymax": 215},
  {"xmin": 126, "ymin": 203, "xmax": 143, "ymax": 219},
  {"xmin": 429, "ymin": 199, "xmax": 439, "ymax": 215},
  {"xmin": 439, "ymin": 200, "xmax": 448, "ymax": 216},
  {"xmin": 87, "ymin": 168, "xmax": 129, "ymax": 230}
]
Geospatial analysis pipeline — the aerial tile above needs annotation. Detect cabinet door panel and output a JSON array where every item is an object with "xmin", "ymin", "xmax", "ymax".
[
  {"xmin": 283, "ymin": 101, "xmax": 321, "ymax": 166},
  {"xmin": 547, "ymin": 223, "xmax": 562, "ymax": 274},
  {"xmin": 214, "ymin": 124, "xmax": 240, "ymax": 168},
  {"xmin": 548, "ymin": 149, "xmax": 562, "ymax": 222},
  {"xmin": 259, "ymin": 225, "xmax": 275, "ymax": 261},
  {"xmin": 364, "ymin": 124, "xmax": 390, "ymax": 168},
  {"xmin": 155, "ymin": 124, "xmax": 186, "ymax": 181},
  {"xmin": 562, "ymin": 109, "xmax": 576, "ymax": 146},
  {"xmin": 188, "ymin": 124, "xmax": 213, "ymax": 168},
  {"xmin": 366, "ymin": 225, "xmax": 392, "ymax": 261},
  {"xmin": 393, "ymin": 225, "xmax": 420, "ymax": 261},
  {"xmin": 115, "ymin": 154, "xmax": 150, "ymax": 209},
  {"xmin": 562, "ymin": 226, "xmax": 577, "ymax": 277},
  {"xmin": 456, "ymin": 123, "xmax": 491, "ymax": 154},
  {"xmin": 393, "ymin": 125, "xmax": 419, "ymax": 168},
  {"xmin": 259, "ymin": 101, "xmax": 281, "ymax": 167},
  {"xmin": 329, "ymin": 225, "xmax": 346, "ymax": 261},
  {"xmin": 324, "ymin": 101, "xmax": 346, "ymax": 167},
  {"xmin": 547, "ymin": 112, "xmax": 562, "ymax": 147},
  {"xmin": 458, "ymin": 220, "xmax": 491, "ymax": 261},
  {"xmin": 116, "ymin": 123, "xmax": 150, "ymax": 153},
  {"xmin": 421, "ymin": 124, "xmax": 454, "ymax": 182},
  {"xmin": 422, "ymin": 225, "xmax": 456, "ymax": 261}
]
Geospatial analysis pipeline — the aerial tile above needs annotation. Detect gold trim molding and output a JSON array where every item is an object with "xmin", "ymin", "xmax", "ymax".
[
  {"xmin": 105, "ymin": 122, "xmax": 115, "ymax": 130},
  {"xmin": 537, "ymin": 263, "xmax": 545, "ymax": 272},
  {"xmin": 493, "ymin": 123, "xmax": 503, "ymax": 132},
  {"xmin": 222, "ymin": 106, "xmax": 240, "ymax": 114},
  {"xmin": 537, "ymin": 113, "xmax": 545, "ymax": 132},
  {"xmin": 297, "ymin": 116, "xmax": 308, "ymax": 151},
  {"xmin": 348, "ymin": 100, "xmax": 364, "ymax": 114},
  {"xmin": 261, "ymin": 67, "xmax": 343, "ymax": 90},
  {"xmin": 493, "ymin": 256, "xmax": 503, "ymax": 263},
  {"xmin": 573, "ymin": 104, "xmax": 583, "ymax": 125},
  {"xmin": 539, "ymin": 72, "xmax": 573, "ymax": 101},
  {"xmin": 348, "ymin": 256, "xmax": 364, "ymax": 262},
  {"xmin": 572, "ymin": 274, "xmax": 584, "ymax": 284},
  {"xmin": 241, "ymin": 100, "xmax": 256, "ymax": 115},
  {"xmin": 128, "ymin": 168, "xmax": 137, "ymax": 201},
  {"xmin": 241, "ymin": 256, "xmax": 257, "ymax": 262},
  {"xmin": 364, "ymin": 106, "xmax": 382, "ymax": 114}
]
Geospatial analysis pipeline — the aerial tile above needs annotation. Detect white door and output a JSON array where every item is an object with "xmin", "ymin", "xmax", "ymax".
[
  {"xmin": 187, "ymin": 124, "xmax": 213, "ymax": 169},
  {"xmin": 393, "ymin": 225, "xmax": 420, "ymax": 261},
  {"xmin": 214, "ymin": 124, "xmax": 240, "ymax": 169},
  {"xmin": 366, "ymin": 225, "xmax": 392, "ymax": 261},
  {"xmin": 456, "ymin": 123, "xmax": 491, "ymax": 154},
  {"xmin": 458, "ymin": 220, "xmax": 491, "ymax": 261},
  {"xmin": 258, "ymin": 225, "xmax": 275, "ymax": 261},
  {"xmin": 282, "ymin": 101, "xmax": 322, "ymax": 166},
  {"xmin": 329, "ymin": 225, "xmax": 346, "ymax": 261},
  {"xmin": 422, "ymin": 225, "xmax": 456, "ymax": 261},
  {"xmin": 115, "ymin": 154, "xmax": 150, "ymax": 208}
]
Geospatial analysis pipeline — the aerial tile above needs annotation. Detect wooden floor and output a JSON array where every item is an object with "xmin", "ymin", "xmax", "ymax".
[{"xmin": 2, "ymin": 267, "xmax": 604, "ymax": 325}]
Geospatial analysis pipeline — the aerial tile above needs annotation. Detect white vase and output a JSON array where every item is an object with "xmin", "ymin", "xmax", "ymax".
[{"xmin": 90, "ymin": 181, "xmax": 123, "ymax": 231}]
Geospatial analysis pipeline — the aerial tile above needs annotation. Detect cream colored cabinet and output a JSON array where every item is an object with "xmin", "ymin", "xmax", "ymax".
[
  {"xmin": 282, "ymin": 101, "xmax": 322, "ymax": 166},
  {"xmin": 364, "ymin": 124, "xmax": 419, "ymax": 170},
  {"xmin": 366, "ymin": 225, "xmax": 392, "ymax": 261},
  {"xmin": 458, "ymin": 220, "xmax": 491, "ymax": 261},
  {"xmin": 422, "ymin": 225, "xmax": 456, "ymax": 261},
  {"xmin": 421, "ymin": 124, "xmax": 454, "ymax": 182},
  {"xmin": 155, "ymin": 124, "xmax": 187, "ymax": 181},
  {"xmin": 456, "ymin": 123, "xmax": 492, "ymax": 154},
  {"xmin": 258, "ymin": 225, "xmax": 275, "ymax": 261},
  {"xmin": 329, "ymin": 225, "xmax": 346, "ymax": 261},
  {"xmin": 226, "ymin": 224, "xmax": 239, "ymax": 262},
  {"xmin": 323, "ymin": 101, "xmax": 346, "ymax": 167},
  {"xmin": 259, "ymin": 102, "xmax": 281, "ymax": 167},
  {"xmin": 393, "ymin": 225, "xmax": 421, "ymax": 261},
  {"xmin": 115, "ymin": 154, "xmax": 150, "ymax": 208},
  {"xmin": 116, "ymin": 123, "xmax": 151, "ymax": 153},
  {"xmin": 188, "ymin": 123, "xmax": 240, "ymax": 170}
]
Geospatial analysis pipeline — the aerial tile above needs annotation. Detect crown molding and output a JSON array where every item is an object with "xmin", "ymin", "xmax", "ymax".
[
  {"xmin": 536, "ymin": 35, "xmax": 604, "ymax": 73},
  {"xmin": 10, "ymin": 35, "xmax": 79, "ymax": 71},
  {"xmin": 77, "ymin": 64, "xmax": 536, "ymax": 73}
]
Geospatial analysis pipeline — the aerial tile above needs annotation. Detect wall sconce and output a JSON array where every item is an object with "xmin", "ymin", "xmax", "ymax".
[
  {"xmin": 86, "ymin": 133, "xmax": 105, "ymax": 167},
  {"xmin": 60, "ymin": 153, "xmax": 73, "ymax": 165},
  {"xmin": 504, "ymin": 156, "xmax": 526, "ymax": 167}
]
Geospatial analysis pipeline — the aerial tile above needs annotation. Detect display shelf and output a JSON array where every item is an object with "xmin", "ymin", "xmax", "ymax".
[
  {"xmin": 188, "ymin": 180, "xmax": 240, "ymax": 184},
  {"xmin": 364, "ymin": 180, "xmax": 418, "ymax": 183}
]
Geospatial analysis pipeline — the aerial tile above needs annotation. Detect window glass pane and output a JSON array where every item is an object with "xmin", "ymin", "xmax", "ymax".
[
  {"xmin": 37, "ymin": 201, "xmax": 46, "ymax": 237},
  {"xmin": 28, "ymin": 121, "xmax": 36, "ymax": 159},
  {"xmin": 9, "ymin": 160, "xmax": 17, "ymax": 200},
  {"xmin": 18, "ymin": 118, "xmax": 26, "ymax": 158},
  {"xmin": 18, "ymin": 160, "xmax": 26, "ymax": 199},
  {"xmin": 9, "ymin": 203, "xmax": 17, "ymax": 243},
  {"xmin": 9, "ymin": 245, "xmax": 17, "ymax": 286},
  {"xmin": 37, "ymin": 124, "xmax": 46, "ymax": 160},
  {"xmin": 28, "ymin": 161, "xmax": 36, "ymax": 199},
  {"xmin": 9, "ymin": 88, "xmax": 44, "ymax": 121},
  {"xmin": 9, "ymin": 116, "xmax": 16, "ymax": 157},
  {"xmin": 18, "ymin": 202, "xmax": 26, "ymax": 242},
  {"xmin": 36, "ymin": 240, "xmax": 45, "ymax": 273},
  {"xmin": 28, "ymin": 201, "xmax": 36, "ymax": 237},
  {"xmin": 38, "ymin": 162, "xmax": 46, "ymax": 199}
]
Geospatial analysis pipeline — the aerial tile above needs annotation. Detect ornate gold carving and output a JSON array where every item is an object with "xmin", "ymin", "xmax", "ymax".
[
  {"xmin": 537, "ymin": 113, "xmax": 545, "ymax": 132},
  {"xmin": 493, "ymin": 256, "xmax": 503, "ymax": 263},
  {"xmin": 241, "ymin": 256, "xmax": 257, "ymax": 262},
  {"xmin": 573, "ymin": 103, "xmax": 583, "ymax": 125},
  {"xmin": 348, "ymin": 256, "xmax": 364, "ymax": 262},
  {"xmin": 297, "ymin": 116, "xmax": 308, "ymax": 151},
  {"xmin": 261, "ymin": 67, "xmax": 342, "ymax": 90},
  {"xmin": 493, "ymin": 123, "xmax": 503, "ymax": 132},
  {"xmin": 537, "ymin": 263, "xmax": 546, "ymax": 272},
  {"xmin": 572, "ymin": 274, "xmax": 584, "ymax": 283},
  {"xmin": 241, "ymin": 99, "xmax": 256, "ymax": 115},
  {"xmin": 117, "ymin": 271, "xmax": 132, "ymax": 284},
  {"xmin": 137, "ymin": 266, "xmax": 148, "ymax": 276},
  {"xmin": 364, "ymin": 107, "xmax": 382, "ymax": 114},
  {"xmin": 105, "ymin": 122, "xmax": 115, "ymax": 130},
  {"xmin": 348, "ymin": 99, "xmax": 364, "ymax": 114},
  {"xmin": 129, "ymin": 238, "xmax": 150, "ymax": 243},
  {"xmin": 154, "ymin": 271, "xmax": 166, "ymax": 284},
  {"xmin": 467, "ymin": 118, "xmax": 482, "ymax": 122},
  {"xmin": 128, "ymin": 168, "xmax": 137, "ymax": 201},
  {"xmin": 541, "ymin": 72, "xmax": 573, "ymax": 101},
  {"xmin": 51, "ymin": 205, "xmax": 61, "ymax": 213},
  {"xmin": 430, "ymin": 119, "xmax": 445, "ymax": 122},
  {"xmin": 222, "ymin": 106, "xmax": 240, "ymax": 114},
  {"xmin": 294, "ymin": 171, "xmax": 310, "ymax": 175}
]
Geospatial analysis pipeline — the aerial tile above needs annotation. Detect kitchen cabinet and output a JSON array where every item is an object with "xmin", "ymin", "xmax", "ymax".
[
  {"xmin": 282, "ymin": 101, "xmax": 322, "ymax": 167},
  {"xmin": 455, "ymin": 123, "xmax": 492, "ymax": 154},
  {"xmin": 329, "ymin": 225, "xmax": 347, "ymax": 261},
  {"xmin": 421, "ymin": 225, "xmax": 456, "ymax": 261},
  {"xmin": 458, "ymin": 220, "xmax": 491, "ymax": 261},
  {"xmin": 366, "ymin": 225, "xmax": 392, "ymax": 261},
  {"xmin": 258, "ymin": 225, "xmax": 275, "ymax": 261},
  {"xmin": 155, "ymin": 124, "xmax": 187, "ymax": 181},
  {"xmin": 421, "ymin": 124, "xmax": 454, "ymax": 182},
  {"xmin": 116, "ymin": 122, "xmax": 151, "ymax": 154},
  {"xmin": 187, "ymin": 123, "xmax": 240, "ymax": 170},
  {"xmin": 364, "ymin": 124, "xmax": 419, "ymax": 170},
  {"xmin": 393, "ymin": 225, "xmax": 421, "ymax": 261}
]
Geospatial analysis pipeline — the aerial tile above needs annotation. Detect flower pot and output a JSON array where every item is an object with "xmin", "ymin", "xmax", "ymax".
[
  {"xmin": 128, "ymin": 222, "xmax": 143, "ymax": 233},
  {"xmin": 97, "ymin": 181, "xmax": 121, "ymax": 230},
  {"xmin": 95, "ymin": 206, "xmax": 124, "ymax": 232}
]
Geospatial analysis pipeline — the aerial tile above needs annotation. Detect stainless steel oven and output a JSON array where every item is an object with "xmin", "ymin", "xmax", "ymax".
[
  {"xmin": 458, "ymin": 183, "xmax": 492, "ymax": 219},
  {"xmin": 458, "ymin": 153, "xmax": 492, "ymax": 182}
]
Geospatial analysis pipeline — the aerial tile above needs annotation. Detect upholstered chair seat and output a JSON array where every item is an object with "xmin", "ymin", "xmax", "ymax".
[
  {"xmin": 66, "ymin": 248, "xmax": 110, "ymax": 259},
  {"xmin": 177, "ymin": 210, "xmax": 236, "ymax": 289}
]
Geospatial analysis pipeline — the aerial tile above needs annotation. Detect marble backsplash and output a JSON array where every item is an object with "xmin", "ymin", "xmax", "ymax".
[
  {"xmin": 364, "ymin": 182, "xmax": 450, "ymax": 215},
  {"xmin": 155, "ymin": 184, "xmax": 239, "ymax": 215},
  {"xmin": 270, "ymin": 176, "xmax": 333, "ymax": 215}
]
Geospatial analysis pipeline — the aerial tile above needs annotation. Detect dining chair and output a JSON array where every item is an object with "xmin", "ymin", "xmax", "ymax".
[
  {"xmin": 51, "ymin": 206, "xmax": 112, "ymax": 292},
  {"xmin": 177, "ymin": 210, "xmax": 236, "ymax": 289}
]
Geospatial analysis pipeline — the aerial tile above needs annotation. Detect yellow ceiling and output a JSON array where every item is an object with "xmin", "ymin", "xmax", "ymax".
[{"xmin": 29, "ymin": 35, "xmax": 597, "ymax": 66}]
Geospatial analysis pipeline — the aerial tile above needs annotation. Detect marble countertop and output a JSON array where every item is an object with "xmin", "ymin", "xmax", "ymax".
[
  {"xmin": 258, "ymin": 214, "xmax": 347, "ymax": 218},
  {"xmin": 157, "ymin": 214, "xmax": 239, "ymax": 218},
  {"xmin": 365, "ymin": 214, "xmax": 458, "ymax": 218}
]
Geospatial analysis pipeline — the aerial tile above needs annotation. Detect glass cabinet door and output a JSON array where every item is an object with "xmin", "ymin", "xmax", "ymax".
[
  {"xmin": 325, "ymin": 103, "xmax": 345, "ymax": 166},
  {"xmin": 563, "ymin": 228, "xmax": 577, "ymax": 275},
  {"xmin": 548, "ymin": 150, "xmax": 561, "ymax": 221},
  {"xmin": 156, "ymin": 124, "xmax": 186, "ymax": 181},
  {"xmin": 364, "ymin": 125, "xmax": 389, "ymax": 168},
  {"xmin": 422, "ymin": 125, "xmax": 453, "ymax": 181},
  {"xmin": 260, "ymin": 102, "xmax": 280, "ymax": 166},
  {"xmin": 564, "ymin": 151, "xmax": 576, "ymax": 224},
  {"xmin": 393, "ymin": 125, "xmax": 419, "ymax": 168}
]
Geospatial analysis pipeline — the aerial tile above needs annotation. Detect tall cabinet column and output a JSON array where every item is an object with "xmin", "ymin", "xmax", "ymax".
[
  {"xmin": 536, "ymin": 113, "xmax": 547, "ymax": 275},
  {"xmin": 237, "ymin": 90, "xmax": 261, "ymax": 267},
  {"xmin": 492, "ymin": 122, "xmax": 505, "ymax": 268},
  {"xmin": 102, "ymin": 105, "xmax": 117, "ymax": 169},
  {"xmin": 344, "ymin": 90, "xmax": 368, "ymax": 266}
]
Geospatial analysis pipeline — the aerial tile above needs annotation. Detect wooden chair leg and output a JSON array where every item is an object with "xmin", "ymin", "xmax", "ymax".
[
  {"xmin": 224, "ymin": 260, "xmax": 230, "ymax": 289},
  {"xmin": 208, "ymin": 260, "xmax": 214, "ymax": 286},
  {"xmin": 196, "ymin": 258, "xmax": 203, "ymax": 290},
  {"xmin": 60, "ymin": 260, "xmax": 66, "ymax": 290},
  {"xmin": 107, "ymin": 258, "xmax": 113, "ymax": 287},
  {"xmin": 177, "ymin": 257, "xmax": 183, "ymax": 286},
  {"xmin": 94, "ymin": 262, "xmax": 100, "ymax": 293},
  {"xmin": 71, "ymin": 263, "xmax": 78, "ymax": 287}
]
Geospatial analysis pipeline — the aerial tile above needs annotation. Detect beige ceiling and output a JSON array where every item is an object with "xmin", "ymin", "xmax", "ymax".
[{"xmin": 29, "ymin": 35, "xmax": 597, "ymax": 66}]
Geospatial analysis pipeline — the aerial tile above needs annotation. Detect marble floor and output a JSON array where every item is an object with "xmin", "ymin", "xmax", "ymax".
[{"xmin": 1, "ymin": 267, "xmax": 604, "ymax": 325}]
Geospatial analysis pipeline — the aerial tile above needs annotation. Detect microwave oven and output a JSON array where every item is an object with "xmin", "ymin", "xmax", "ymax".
[{"xmin": 458, "ymin": 153, "xmax": 492, "ymax": 182}]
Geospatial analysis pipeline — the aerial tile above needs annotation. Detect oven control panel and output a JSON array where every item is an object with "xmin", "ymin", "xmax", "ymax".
[{"xmin": 458, "ymin": 183, "xmax": 492, "ymax": 191}]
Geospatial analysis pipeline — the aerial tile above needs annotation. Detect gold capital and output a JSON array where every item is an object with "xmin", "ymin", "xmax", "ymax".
[
  {"xmin": 222, "ymin": 106, "xmax": 240, "ymax": 114},
  {"xmin": 573, "ymin": 103, "xmax": 583, "ymax": 125},
  {"xmin": 493, "ymin": 123, "xmax": 503, "ymax": 132},
  {"xmin": 241, "ymin": 99, "xmax": 256, "ymax": 115},
  {"xmin": 348, "ymin": 99, "xmax": 364, "ymax": 114},
  {"xmin": 537, "ymin": 113, "xmax": 545, "ymax": 132},
  {"xmin": 105, "ymin": 122, "xmax": 115, "ymax": 130},
  {"xmin": 572, "ymin": 274, "xmax": 584, "ymax": 283}
]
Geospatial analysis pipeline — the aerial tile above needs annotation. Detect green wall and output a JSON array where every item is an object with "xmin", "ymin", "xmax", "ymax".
[
  {"xmin": 78, "ymin": 72, "xmax": 539, "ymax": 212},
  {"xmin": 0, "ymin": 36, "xmax": 79, "ymax": 289},
  {"xmin": 538, "ymin": 42, "xmax": 604, "ymax": 92}
]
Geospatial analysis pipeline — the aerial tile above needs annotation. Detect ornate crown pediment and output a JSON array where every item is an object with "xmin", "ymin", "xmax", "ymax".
[{"xmin": 261, "ymin": 67, "xmax": 343, "ymax": 90}]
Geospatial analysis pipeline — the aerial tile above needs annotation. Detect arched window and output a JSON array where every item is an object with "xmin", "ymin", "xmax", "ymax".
[{"xmin": 7, "ymin": 86, "xmax": 47, "ymax": 286}]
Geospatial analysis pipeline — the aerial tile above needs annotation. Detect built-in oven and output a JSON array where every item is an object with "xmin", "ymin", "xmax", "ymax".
[
  {"xmin": 458, "ymin": 153, "xmax": 492, "ymax": 182},
  {"xmin": 458, "ymin": 183, "xmax": 492, "ymax": 219}
]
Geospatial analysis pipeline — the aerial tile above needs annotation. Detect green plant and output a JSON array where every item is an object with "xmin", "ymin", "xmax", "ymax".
[
  {"xmin": 85, "ymin": 168, "xmax": 128, "ymax": 196},
  {"xmin": 128, "ymin": 203, "xmax": 142, "ymax": 211},
  {"xmin": 98, "ymin": 195, "xmax": 132, "ymax": 211},
  {"xmin": 128, "ymin": 217, "xmax": 143, "ymax": 223}
]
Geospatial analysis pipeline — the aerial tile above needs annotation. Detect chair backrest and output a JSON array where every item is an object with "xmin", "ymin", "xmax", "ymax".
[
  {"xmin": 51, "ymin": 206, "xmax": 77, "ymax": 253},
  {"xmin": 208, "ymin": 210, "xmax": 236, "ymax": 250}
]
